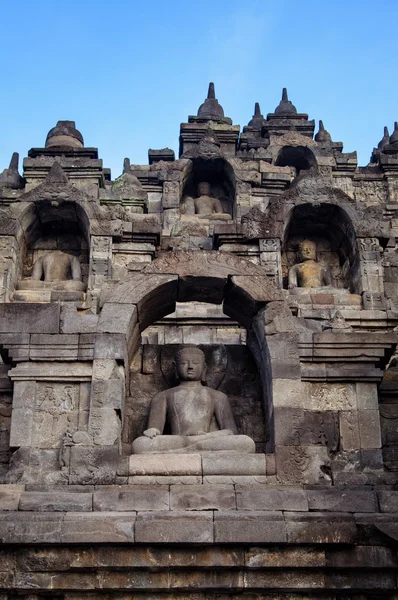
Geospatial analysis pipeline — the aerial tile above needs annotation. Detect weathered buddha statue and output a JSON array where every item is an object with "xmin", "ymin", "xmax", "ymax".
[
  {"xmin": 288, "ymin": 239, "xmax": 333, "ymax": 290},
  {"xmin": 132, "ymin": 347, "xmax": 256, "ymax": 454},
  {"xmin": 17, "ymin": 250, "xmax": 85, "ymax": 292},
  {"xmin": 182, "ymin": 182, "xmax": 231, "ymax": 220}
]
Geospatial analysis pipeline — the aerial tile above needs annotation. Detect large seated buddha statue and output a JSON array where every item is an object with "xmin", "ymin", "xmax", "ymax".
[
  {"xmin": 17, "ymin": 250, "xmax": 86, "ymax": 293},
  {"xmin": 288, "ymin": 239, "xmax": 340, "ymax": 292},
  {"xmin": 132, "ymin": 347, "xmax": 255, "ymax": 454},
  {"xmin": 182, "ymin": 182, "xmax": 232, "ymax": 221}
]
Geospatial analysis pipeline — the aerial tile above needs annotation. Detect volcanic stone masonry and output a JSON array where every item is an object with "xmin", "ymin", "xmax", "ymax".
[{"xmin": 0, "ymin": 84, "xmax": 397, "ymax": 597}]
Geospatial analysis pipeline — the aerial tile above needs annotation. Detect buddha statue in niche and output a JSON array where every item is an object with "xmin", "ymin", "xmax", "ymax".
[
  {"xmin": 182, "ymin": 181, "xmax": 232, "ymax": 220},
  {"xmin": 132, "ymin": 347, "xmax": 255, "ymax": 454},
  {"xmin": 17, "ymin": 250, "xmax": 85, "ymax": 292},
  {"xmin": 288, "ymin": 239, "xmax": 333, "ymax": 290}
]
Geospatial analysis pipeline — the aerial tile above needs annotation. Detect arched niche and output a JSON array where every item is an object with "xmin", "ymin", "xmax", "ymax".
[
  {"xmin": 282, "ymin": 203, "xmax": 357, "ymax": 291},
  {"xmin": 99, "ymin": 253, "xmax": 285, "ymax": 454},
  {"xmin": 181, "ymin": 157, "xmax": 236, "ymax": 218},
  {"xmin": 16, "ymin": 200, "xmax": 90, "ymax": 290},
  {"xmin": 275, "ymin": 145, "xmax": 317, "ymax": 177}
]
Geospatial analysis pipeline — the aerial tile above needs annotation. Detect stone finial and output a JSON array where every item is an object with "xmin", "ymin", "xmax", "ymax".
[
  {"xmin": 274, "ymin": 88, "xmax": 297, "ymax": 116},
  {"xmin": 0, "ymin": 152, "xmax": 24, "ymax": 189},
  {"xmin": 315, "ymin": 120, "xmax": 332, "ymax": 143},
  {"xmin": 123, "ymin": 158, "xmax": 131, "ymax": 174},
  {"xmin": 197, "ymin": 82, "xmax": 225, "ymax": 121},
  {"xmin": 377, "ymin": 126, "xmax": 390, "ymax": 150},
  {"xmin": 390, "ymin": 122, "xmax": 398, "ymax": 146},
  {"xmin": 46, "ymin": 161, "xmax": 69, "ymax": 184},
  {"xmin": 45, "ymin": 120, "xmax": 84, "ymax": 149},
  {"xmin": 247, "ymin": 102, "xmax": 266, "ymax": 128}
]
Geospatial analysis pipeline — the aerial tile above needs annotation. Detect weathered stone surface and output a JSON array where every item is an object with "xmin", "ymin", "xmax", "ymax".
[
  {"xmin": 378, "ymin": 490, "xmax": 398, "ymax": 512},
  {"xmin": 236, "ymin": 487, "xmax": 308, "ymax": 511},
  {"xmin": 93, "ymin": 487, "xmax": 169, "ymax": 511},
  {"xmin": 19, "ymin": 491, "xmax": 92, "ymax": 512},
  {"xmin": 97, "ymin": 303, "xmax": 137, "ymax": 335},
  {"xmin": 285, "ymin": 512, "xmax": 357, "ymax": 544},
  {"xmin": 0, "ymin": 484, "xmax": 24, "ymax": 511},
  {"xmin": 274, "ymin": 408, "xmax": 338, "ymax": 449},
  {"xmin": 61, "ymin": 512, "xmax": 135, "ymax": 543},
  {"xmin": 135, "ymin": 511, "xmax": 213, "ymax": 543},
  {"xmin": 129, "ymin": 454, "xmax": 202, "ymax": 476},
  {"xmin": 0, "ymin": 303, "xmax": 60, "ymax": 333},
  {"xmin": 214, "ymin": 511, "xmax": 286, "ymax": 543},
  {"xmin": 358, "ymin": 410, "xmax": 382, "ymax": 448},
  {"xmin": 245, "ymin": 547, "xmax": 325, "ymax": 568},
  {"xmin": 170, "ymin": 484, "xmax": 235, "ymax": 510},
  {"xmin": 307, "ymin": 489, "xmax": 377, "ymax": 512},
  {"xmin": 275, "ymin": 446, "xmax": 331, "ymax": 484},
  {"xmin": 0, "ymin": 512, "xmax": 64, "ymax": 543},
  {"xmin": 202, "ymin": 454, "xmax": 266, "ymax": 475}
]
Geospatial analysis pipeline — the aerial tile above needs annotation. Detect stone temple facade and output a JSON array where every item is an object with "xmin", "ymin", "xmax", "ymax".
[{"xmin": 0, "ymin": 83, "xmax": 397, "ymax": 597}]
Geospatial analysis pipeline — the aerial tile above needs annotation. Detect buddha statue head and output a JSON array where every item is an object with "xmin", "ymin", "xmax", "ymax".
[{"xmin": 298, "ymin": 239, "xmax": 317, "ymax": 262}]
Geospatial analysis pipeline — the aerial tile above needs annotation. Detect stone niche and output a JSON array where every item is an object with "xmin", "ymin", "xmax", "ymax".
[
  {"xmin": 282, "ymin": 203, "xmax": 357, "ymax": 291},
  {"xmin": 180, "ymin": 157, "xmax": 235, "ymax": 220},
  {"xmin": 123, "ymin": 343, "xmax": 267, "ymax": 455},
  {"xmin": 14, "ymin": 201, "xmax": 89, "ymax": 302}
]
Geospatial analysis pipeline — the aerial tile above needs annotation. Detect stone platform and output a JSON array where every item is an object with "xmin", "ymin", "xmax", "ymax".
[{"xmin": 0, "ymin": 484, "xmax": 397, "ymax": 596}]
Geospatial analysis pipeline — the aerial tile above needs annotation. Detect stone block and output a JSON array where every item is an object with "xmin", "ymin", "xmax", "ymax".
[
  {"xmin": 19, "ymin": 492, "xmax": 93, "ymax": 512},
  {"xmin": 245, "ymin": 547, "xmax": 325, "ymax": 568},
  {"xmin": 307, "ymin": 489, "xmax": 377, "ymax": 512},
  {"xmin": 274, "ymin": 408, "xmax": 338, "ymax": 449},
  {"xmin": 270, "ymin": 359, "xmax": 301, "ymax": 379},
  {"xmin": 203, "ymin": 475, "xmax": 267, "ymax": 484},
  {"xmin": 275, "ymin": 446, "xmax": 331, "ymax": 485},
  {"xmin": 162, "ymin": 181, "xmax": 180, "ymax": 208},
  {"xmin": 358, "ymin": 410, "xmax": 382, "ymax": 448},
  {"xmin": 202, "ymin": 453, "xmax": 266, "ymax": 476},
  {"xmin": 69, "ymin": 446, "xmax": 119, "ymax": 485},
  {"xmin": 135, "ymin": 511, "xmax": 213, "ymax": 543},
  {"xmin": 97, "ymin": 303, "xmax": 137, "ymax": 335},
  {"xmin": 0, "ymin": 303, "xmax": 60, "ymax": 333},
  {"xmin": 0, "ymin": 512, "xmax": 63, "ymax": 543},
  {"xmin": 214, "ymin": 511, "xmax": 286, "ymax": 543},
  {"xmin": 378, "ymin": 490, "xmax": 398, "ymax": 512},
  {"xmin": 128, "ymin": 454, "xmax": 202, "ymax": 476},
  {"xmin": 128, "ymin": 475, "xmax": 202, "ymax": 485},
  {"xmin": 170, "ymin": 484, "xmax": 236, "ymax": 510},
  {"xmin": 94, "ymin": 333, "xmax": 127, "ymax": 360},
  {"xmin": 60, "ymin": 305, "xmax": 98, "ymax": 334},
  {"xmin": 285, "ymin": 512, "xmax": 357, "ymax": 544},
  {"xmin": 325, "ymin": 545, "xmax": 397, "ymax": 568},
  {"xmin": 339, "ymin": 410, "xmax": 360, "ymax": 451},
  {"xmin": 309, "ymin": 382, "xmax": 357, "ymax": 411},
  {"xmin": 272, "ymin": 379, "xmax": 311, "ymax": 409},
  {"xmin": 61, "ymin": 512, "xmax": 135, "ymax": 543},
  {"xmin": 356, "ymin": 382, "xmax": 378, "ymax": 410},
  {"xmin": 93, "ymin": 487, "xmax": 169, "ymax": 511},
  {"xmin": 243, "ymin": 569, "xmax": 325, "ymax": 590},
  {"xmin": 0, "ymin": 485, "xmax": 24, "ymax": 511},
  {"xmin": 236, "ymin": 487, "xmax": 308, "ymax": 512}
]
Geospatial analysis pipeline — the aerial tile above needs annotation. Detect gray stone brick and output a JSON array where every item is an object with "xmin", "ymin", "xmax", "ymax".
[
  {"xmin": 214, "ymin": 511, "xmax": 286, "ymax": 543},
  {"xmin": 19, "ymin": 492, "xmax": 93, "ymax": 512},
  {"xmin": 129, "ymin": 454, "xmax": 202, "ymax": 476},
  {"xmin": 358, "ymin": 410, "xmax": 382, "ymax": 448},
  {"xmin": 93, "ymin": 487, "xmax": 169, "ymax": 511},
  {"xmin": 307, "ymin": 489, "xmax": 377, "ymax": 513},
  {"xmin": 285, "ymin": 512, "xmax": 357, "ymax": 544},
  {"xmin": 61, "ymin": 512, "xmax": 135, "ymax": 543},
  {"xmin": 170, "ymin": 484, "xmax": 236, "ymax": 511},
  {"xmin": 135, "ymin": 511, "xmax": 213, "ymax": 543},
  {"xmin": 236, "ymin": 487, "xmax": 308, "ymax": 512},
  {"xmin": 378, "ymin": 490, "xmax": 398, "ymax": 512},
  {"xmin": 202, "ymin": 453, "xmax": 266, "ymax": 476}
]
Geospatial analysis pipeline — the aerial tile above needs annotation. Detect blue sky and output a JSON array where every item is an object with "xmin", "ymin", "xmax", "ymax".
[{"xmin": 1, "ymin": 0, "xmax": 397, "ymax": 178}]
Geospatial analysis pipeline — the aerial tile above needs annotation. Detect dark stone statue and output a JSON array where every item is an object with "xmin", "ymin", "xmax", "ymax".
[{"xmin": 132, "ymin": 347, "xmax": 255, "ymax": 454}]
